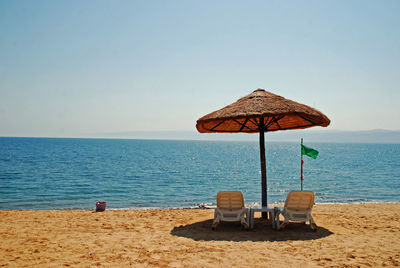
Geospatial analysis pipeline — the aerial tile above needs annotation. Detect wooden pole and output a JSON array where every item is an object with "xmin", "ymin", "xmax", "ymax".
[
  {"xmin": 301, "ymin": 138, "xmax": 304, "ymax": 191},
  {"xmin": 259, "ymin": 117, "xmax": 267, "ymax": 218}
]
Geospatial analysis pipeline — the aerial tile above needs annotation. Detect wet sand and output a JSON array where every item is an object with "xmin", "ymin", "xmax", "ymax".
[{"xmin": 1, "ymin": 203, "xmax": 399, "ymax": 267}]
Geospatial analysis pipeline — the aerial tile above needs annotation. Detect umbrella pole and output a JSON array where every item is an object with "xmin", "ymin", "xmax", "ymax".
[{"xmin": 259, "ymin": 118, "xmax": 268, "ymax": 218}]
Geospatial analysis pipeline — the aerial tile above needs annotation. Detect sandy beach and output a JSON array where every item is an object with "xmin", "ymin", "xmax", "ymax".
[{"xmin": 1, "ymin": 203, "xmax": 399, "ymax": 267}]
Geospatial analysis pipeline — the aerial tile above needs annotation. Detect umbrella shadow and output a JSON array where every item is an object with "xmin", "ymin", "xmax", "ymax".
[{"xmin": 170, "ymin": 218, "xmax": 333, "ymax": 242}]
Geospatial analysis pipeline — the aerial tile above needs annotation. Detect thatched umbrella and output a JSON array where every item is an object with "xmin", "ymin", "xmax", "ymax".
[{"xmin": 196, "ymin": 89, "xmax": 330, "ymax": 213}]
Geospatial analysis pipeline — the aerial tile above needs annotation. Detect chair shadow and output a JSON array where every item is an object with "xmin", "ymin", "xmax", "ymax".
[{"xmin": 170, "ymin": 218, "xmax": 333, "ymax": 242}]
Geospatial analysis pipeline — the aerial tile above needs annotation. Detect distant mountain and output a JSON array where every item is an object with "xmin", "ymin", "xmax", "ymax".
[
  {"xmin": 97, "ymin": 129, "xmax": 400, "ymax": 143},
  {"xmin": 264, "ymin": 129, "xmax": 400, "ymax": 143}
]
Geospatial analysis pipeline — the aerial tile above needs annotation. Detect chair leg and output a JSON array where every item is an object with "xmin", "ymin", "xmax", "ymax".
[
  {"xmin": 277, "ymin": 211, "xmax": 288, "ymax": 230},
  {"xmin": 240, "ymin": 214, "xmax": 249, "ymax": 230},
  {"xmin": 250, "ymin": 209, "xmax": 255, "ymax": 229},
  {"xmin": 244, "ymin": 208, "xmax": 250, "ymax": 229},
  {"xmin": 212, "ymin": 209, "xmax": 220, "ymax": 230},
  {"xmin": 279, "ymin": 221, "xmax": 287, "ymax": 230},
  {"xmin": 269, "ymin": 210, "xmax": 276, "ymax": 229},
  {"xmin": 310, "ymin": 217, "xmax": 318, "ymax": 231},
  {"xmin": 211, "ymin": 220, "xmax": 219, "ymax": 230},
  {"xmin": 276, "ymin": 213, "xmax": 285, "ymax": 230}
]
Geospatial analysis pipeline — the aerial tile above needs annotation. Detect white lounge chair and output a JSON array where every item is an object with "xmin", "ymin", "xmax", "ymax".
[
  {"xmin": 212, "ymin": 191, "xmax": 249, "ymax": 230},
  {"xmin": 275, "ymin": 191, "xmax": 317, "ymax": 231}
]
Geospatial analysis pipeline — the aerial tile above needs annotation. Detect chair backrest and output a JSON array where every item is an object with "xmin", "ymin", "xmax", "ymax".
[
  {"xmin": 216, "ymin": 191, "xmax": 244, "ymax": 210},
  {"xmin": 284, "ymin": 191, "xmax": 315, "ymax": 211}
]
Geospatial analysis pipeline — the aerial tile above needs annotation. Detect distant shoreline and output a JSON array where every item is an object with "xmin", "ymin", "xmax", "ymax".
[{"xmin": 2, "ymin": 131, "xmax": 400, "ymax": 143}]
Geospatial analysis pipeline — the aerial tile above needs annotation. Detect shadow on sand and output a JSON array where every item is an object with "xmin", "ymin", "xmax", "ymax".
[{"xmin": 171, "ymin": 218, "xmax": 333, "ymax": 242}]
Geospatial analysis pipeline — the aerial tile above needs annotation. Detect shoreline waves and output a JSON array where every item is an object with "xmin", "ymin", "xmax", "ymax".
[{"xmin": 2, "ymin": 200, "xmax": 399, "ymax": 212}]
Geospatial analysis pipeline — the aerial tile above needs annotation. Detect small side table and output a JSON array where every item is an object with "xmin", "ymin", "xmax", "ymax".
[{"xmin": 250, "ymin": 206, "xmax": 275, "ymax": 229}]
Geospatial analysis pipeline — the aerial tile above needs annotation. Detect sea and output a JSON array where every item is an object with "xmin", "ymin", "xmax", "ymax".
[{"xmin": 0, "ymin": 137, "xmax": 399, "ymax": 210}]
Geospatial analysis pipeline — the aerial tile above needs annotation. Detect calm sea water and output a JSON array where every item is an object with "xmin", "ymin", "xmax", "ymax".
[{"xmin": 0, "ymin": 137, "xmax": 399, "ymax": 210}]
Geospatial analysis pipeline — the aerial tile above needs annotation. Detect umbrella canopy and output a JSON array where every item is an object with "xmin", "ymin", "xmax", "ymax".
[
  {"xmin": 196, "ymin": 89, "xmax": 330, "ymax": 211},
  {"xmin": 196, "ymin": 89, "xmax": 330, "ymax": 133}
]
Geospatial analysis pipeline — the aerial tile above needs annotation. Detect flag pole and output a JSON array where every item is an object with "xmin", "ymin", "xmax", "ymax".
[{"xmin": 301, "ymin": 138, "xmax": 304, "ymax": 191}]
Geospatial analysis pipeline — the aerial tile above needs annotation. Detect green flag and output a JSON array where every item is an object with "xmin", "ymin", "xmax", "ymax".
[{"xmin": 302, "ymin": 145, "xmax": 319, "ymax": 159}]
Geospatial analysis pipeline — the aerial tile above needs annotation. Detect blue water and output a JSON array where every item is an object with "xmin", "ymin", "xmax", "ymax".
[{"xmin": 0, "ymin": 137, "xmax": 399, "ymax": 210}]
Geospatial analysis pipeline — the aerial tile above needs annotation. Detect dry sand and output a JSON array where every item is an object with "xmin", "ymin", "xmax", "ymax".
[{"xmin": 1, "ymin": 203, "xmax": 399, "ymax": 267}]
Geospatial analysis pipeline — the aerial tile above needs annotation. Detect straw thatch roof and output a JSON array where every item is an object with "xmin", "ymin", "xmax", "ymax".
[{"xmin": 196, "ymin": 89, "xmax": 330, "ymax": 133}]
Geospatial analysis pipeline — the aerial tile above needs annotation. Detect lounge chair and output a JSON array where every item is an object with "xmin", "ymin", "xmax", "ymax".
[
  {"xmin": 275, "ymin": 191, "xmax": 317, "ymax": 231},
  {"xmin": 212, "ymin": 191, "xmax": 249, "ymax": 230}
]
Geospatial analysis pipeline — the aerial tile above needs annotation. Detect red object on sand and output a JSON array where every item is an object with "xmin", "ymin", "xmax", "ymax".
[{"xmin": 96, "ymin": 202, "xmax": 106, "ymax": 212}]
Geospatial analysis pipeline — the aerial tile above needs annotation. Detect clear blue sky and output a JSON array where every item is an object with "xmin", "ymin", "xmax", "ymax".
[{"xmin": 1, "ymin": 0, "xmax": 399, "ymax": 137}]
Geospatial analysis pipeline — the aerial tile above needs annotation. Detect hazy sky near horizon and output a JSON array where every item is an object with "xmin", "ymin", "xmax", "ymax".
[{"xmin": 1, "ymin": 0, "xmax": 399, "ymax": 137}]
